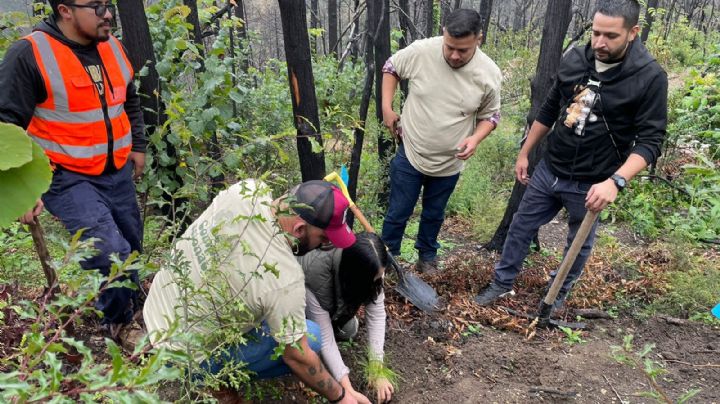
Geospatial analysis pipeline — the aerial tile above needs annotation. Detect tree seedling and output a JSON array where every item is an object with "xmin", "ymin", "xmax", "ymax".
[{"xmin": 559, "ymin": 326, "xmax": 586, "ymax": 345}]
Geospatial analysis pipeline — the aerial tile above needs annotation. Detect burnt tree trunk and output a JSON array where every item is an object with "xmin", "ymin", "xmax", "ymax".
[
  {"xmin": 279, "ymin": 0, "xmax": 326, "ymax": 181},
  {"xmin": 346, "ymin": 2, "xmax": 379, "ymax": 229},
  {"xmin": 372, "ymin": 0, "xmax": 393, "ymax": 208},
  {"xmin": 663, "ymin": 0, "xmax": 678, "ymax": 39},
  {"xmin": 398, "ymin": 0, "xmax": 411, "ymax": 96},
  {"xmin": 425, "ymin": 0, "xmax": 435, "ymax": 37},
  {"xmin": 117, "ymin": 0, "xmax": 188, "ymax": 227},
  {"xmin": 310, "ymin": 0, "xmax": 319, "ymax": 52},
  {"xmin": 486, "ymin": 0, "xmax": 572, "ymax": 251},
  {"xmin": 641, "ymin": 0, "xmax": 659, "ymax": 43},
  {"xmin": 328, "ymin": 0, "xmax": 338, "ymax": 56},
  {"xmin": 183, "ymin": 0, "xmax": 204, "ymax": 55},
  {"xmin": 479, "ymin": 0, "xmax": 493, "ymax": 46},
  {"xmin": 234, "ymin": 0, "xmax": 249, "ymax": 73},
  {"xmin": 399, "ymin": 0, "xmax": 412, "ymax": 48},
  {"xmin": 439, "ymin": 0, "xmax": 451, "ymax": 34}
]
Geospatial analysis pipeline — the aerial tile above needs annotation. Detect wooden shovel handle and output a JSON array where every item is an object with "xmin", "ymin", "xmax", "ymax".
[{"xmin": 543, "ymin": 210, "xmax": 599, "ymax": 305}]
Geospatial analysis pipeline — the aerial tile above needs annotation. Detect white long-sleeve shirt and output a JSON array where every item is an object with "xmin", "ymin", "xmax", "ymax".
[{"xmin": 305, "ymin": 289, "xmax": 387, "ymax": 381}]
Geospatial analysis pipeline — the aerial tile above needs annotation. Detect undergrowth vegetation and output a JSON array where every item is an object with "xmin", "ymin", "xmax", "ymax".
[{"xmin": 0, "ymin": 1, "xmax": 719, "ymax": 401}]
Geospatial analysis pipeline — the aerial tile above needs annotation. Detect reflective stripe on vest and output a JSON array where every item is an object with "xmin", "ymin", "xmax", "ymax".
[
  {"xmin": 29, "ymin": 130, "xmax": 131, "ymax": 160},
  {"xmin": 24, "ymin": 31, "xmax": 134, "ymax": 173},
  {"xmin": 34, "ymin": 103, "xmax": 126, "ymax": 123}
]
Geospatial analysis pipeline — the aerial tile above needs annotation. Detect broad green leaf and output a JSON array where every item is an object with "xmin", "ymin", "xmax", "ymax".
[
  {"xmin": 0, "ymin": 122, "xmax": 32, "ymax": 170},
  {"xmin": 0, "ymin": 140, "xmax": 52, "ymax": 228}
]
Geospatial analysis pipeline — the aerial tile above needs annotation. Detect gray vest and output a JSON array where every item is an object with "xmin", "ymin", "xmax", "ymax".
[{"xmin": 298, "ymin": 248, "xmax": 352, "ymax": 325}]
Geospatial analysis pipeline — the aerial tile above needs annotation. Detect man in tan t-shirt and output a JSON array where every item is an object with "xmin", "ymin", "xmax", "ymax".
[
  {"xmin": 381, "ymin": 9, "xmax": 502, "ymax": 273},
  {"xmin": 143, "ymin": 180, "xmax": 359, "ymax": 404}
]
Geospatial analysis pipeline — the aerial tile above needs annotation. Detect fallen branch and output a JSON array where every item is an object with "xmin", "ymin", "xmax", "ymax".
[
  {"xmin": 528, "ymin": 387, "xmax": 577, "ymax": 397},
  {"xmin": 662, "ymin": 359, "xmax": 720, "ymax": 368},
  {"xmin": 659, "ymin": 315, "xmax": 689, "ymax": 326},
  {"xmin": 603, "ymin": 375, "xmax": 626, "ymax": 404}
]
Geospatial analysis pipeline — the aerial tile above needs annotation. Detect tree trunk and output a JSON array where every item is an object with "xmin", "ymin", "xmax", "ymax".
[
  {"xmin": 274, "ymin": 8, "xmax": 281, "ymax": 59},
  {"xmin": 399, "ymin": 0, "xmax": 412, "ymax": 48},
  {"xmin": 454, "ymin": 0, "xmax": 462, "ymax": 9},
  {"xmin": 479, "ymin": 0, "xmax": 493, "ymax": 46},
  {"xmin": 398, "ymin": 0, "xmax": 411, "ymax": 96},
  {"xmin": 234, "ymin": 0, "xmax": 249, "ymax": 73},
  {"xmin": 279, "ymin": 0, "xmax": 326, "ymax": 181},
  {"xmin": 346, "ymin": 2, "xmax": 379, "ymax": 229},
  {"xmin": 641, "ymin": 0, "xmax": 659, "ymax": 43},
  {"xmin": 117, "ymin": 0, "xmax": 188, "ymax": 226},
  {"xmin": 486, "ymin": 0, "xmax": 573, "ymax": 251},
  {"xmin": 328, "ymin": 0, "xmax": 338, "ymax": 56},
  {"xmin": 439, "ymin": 0, "xmax": 451, "ymax": 34},
  {"xmin": 337, "ymin": 0, "xmax": 364, "ymax": 69},
  {"xmin": 425, "ymin": 0, "xmax": 435, "ymax": 37},
  {"xmin": 183, "ymin": 0, "xmax": 203, "ymax": 54},
  {"xmin": 663, "ymin": 0, "xmax": 678, "ymax": 39},
  {"xmin": 310, "ymin": 0, "xmax": 319, "ymax": 52},
  {"xmin": 371, "ymin": 0, "xmax": 393, "ymax": 208}
]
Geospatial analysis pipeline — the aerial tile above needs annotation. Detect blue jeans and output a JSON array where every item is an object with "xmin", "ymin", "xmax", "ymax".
[
  {"xmin": 42, "ymin": 162, "xmax": 143, "ymax": 325},
  {"xmin": 200, "ymin": 321, "xmax": 322, "ymax": 379},
  {"xmin": 382, "ymin": 144, "xmax": 460, "ymax": 261},
  {"xmin": 493, "ymin": 159, "xmax": 600, "ymax": 297}
]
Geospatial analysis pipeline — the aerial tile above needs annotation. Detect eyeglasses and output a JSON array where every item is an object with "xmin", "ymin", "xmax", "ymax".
[{"xmin": 68, "ymin": 2, "xmax": 116, "ymax": 17}]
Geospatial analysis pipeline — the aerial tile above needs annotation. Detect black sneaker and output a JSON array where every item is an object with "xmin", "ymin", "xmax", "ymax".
[{"xmin": 475, "ymin": 283, "xmax": 515, "ymax": 306}]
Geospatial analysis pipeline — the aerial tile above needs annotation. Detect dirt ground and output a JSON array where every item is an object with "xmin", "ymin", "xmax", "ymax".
[
  {"xmin": 2, "ymin": 217, "xmax": 718, "ymax": 403},
  {"xmin": 300, "ymin": 217, "xmax": 718, "ymax": 404},
  {"xmin": 358, "ymin": 314, "xmax": 719, "ymax": 403}
]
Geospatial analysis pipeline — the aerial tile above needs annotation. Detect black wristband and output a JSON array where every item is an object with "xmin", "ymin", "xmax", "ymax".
[{"xmin": 329, "ymin": 386, "xmax": 345, "ymax": 403}]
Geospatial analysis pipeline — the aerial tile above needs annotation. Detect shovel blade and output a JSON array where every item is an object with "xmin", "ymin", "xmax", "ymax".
[{"xmin": 396, "ymin": 273, "xmax": 441, "ymax": 312}]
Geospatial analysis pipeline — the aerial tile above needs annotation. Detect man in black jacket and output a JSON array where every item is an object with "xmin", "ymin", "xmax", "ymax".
[
  {"xmin": 476, "ymin": 0, "xmax": 667, "ymax": 309},
  {"xmin": 0, "ymin": 0, "xmax": 146, "ymax": 346}
]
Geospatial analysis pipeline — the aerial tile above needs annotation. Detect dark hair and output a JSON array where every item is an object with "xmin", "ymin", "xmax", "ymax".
[
  {"xmin": 49, "ymin": 0, "xmax": 71, "ymax": 19},
  {"xmin": 337, "ymin": 232, "xmax": 388, "ymax": 318},
  {"xmin": 444, "ymin": 9, "xmax": 482, "ymax": 37},
  {"xmin": 594, "ymin": 0, "xmax": 641, "ymax": 28}
]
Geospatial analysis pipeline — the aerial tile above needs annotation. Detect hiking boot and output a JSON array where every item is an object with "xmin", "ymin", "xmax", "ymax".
[
  {"xmin": 415, "ymin": 258, "xmax": 439, "ymax": 274},
  {"xmin": 474, "ymin": 283, "xmax": 515, "ymax": 306},
  {"xmin": 108, "ymin": 321, "xmax": 145, "ymax": 353}
]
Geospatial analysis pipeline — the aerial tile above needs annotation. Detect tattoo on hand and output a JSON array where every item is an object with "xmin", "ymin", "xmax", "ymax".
[
  {"xmin": 324, "ymin": 377, "xmax": 333, "ymax": 392},
  {"xmin": 318, "ymin": 380, "xmax": 326, "ymax": 390},
  {"xmin": 309, "ymin": 366, "xmax": 317, "ymax": 376}
]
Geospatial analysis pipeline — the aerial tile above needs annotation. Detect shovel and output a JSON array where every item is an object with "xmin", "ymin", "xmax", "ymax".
[
  {"xmin": 501, "ymin": 210, "xmax": 599, "ymax": 329},
  {"xmin": 324, "ymin": 172, "xmax": 441, "ymax": 312}
]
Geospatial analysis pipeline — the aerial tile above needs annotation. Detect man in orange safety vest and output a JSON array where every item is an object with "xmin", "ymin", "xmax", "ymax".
[{"xmin": 0, "ymin": 0, "xmax": 146, "ymax": 348}]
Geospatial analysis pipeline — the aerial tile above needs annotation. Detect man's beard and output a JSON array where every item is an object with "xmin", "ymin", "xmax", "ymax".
[
  {"xmin": 293, "ymin": 237, "xmax": 313, "ymax": 256},
  {"xmin": 75, "ymin": 20, "xmax": 111, "ymax": 43},
  {"xmin": 594, "ymin": 40, "xmax": 630, "ymax": 63}
]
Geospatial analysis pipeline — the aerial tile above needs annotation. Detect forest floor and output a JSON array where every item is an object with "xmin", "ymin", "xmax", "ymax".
[
  {"xmin": 273, "ymin": 215, "xmax": 720, "ymax": 404},
  {"xmin": 1, "ymin": 215, "xmax": 718, "ymax": 403}
]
